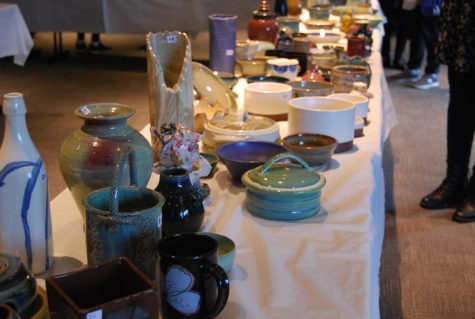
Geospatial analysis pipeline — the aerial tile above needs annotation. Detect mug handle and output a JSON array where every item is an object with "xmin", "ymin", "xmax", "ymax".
[
  {"xmin": 202, "ymin": 264, "xmax": 230, "ymax": 319},
  {"xmin": 109, "ymin": 147, "xmax": 139, "ymax": 216}
]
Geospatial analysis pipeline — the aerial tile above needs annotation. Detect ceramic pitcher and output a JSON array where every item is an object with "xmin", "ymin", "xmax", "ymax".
[
  {"xmin": 84, "ymin": 149, "xmax": 164, "ymax": 280},
  {"xmin": 146, "ymin": 31, "xmax": 194, "ymax": 135}
]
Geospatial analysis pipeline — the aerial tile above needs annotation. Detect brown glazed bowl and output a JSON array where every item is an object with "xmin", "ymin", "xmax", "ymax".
[{"xmin": 282, "ymin": 133, "xmax": 337, "ymax": 166}]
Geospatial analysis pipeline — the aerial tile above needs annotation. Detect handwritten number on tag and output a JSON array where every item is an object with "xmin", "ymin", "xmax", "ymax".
[{"xmin": 167, "ymin": 35, "xmax": 177, "ymax": 44}]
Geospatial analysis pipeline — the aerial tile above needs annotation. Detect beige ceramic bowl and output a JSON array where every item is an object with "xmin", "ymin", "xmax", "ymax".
[
  {"xmin": 312, "ymin": 53, "xmax": 337, "ymax": 69},
  {"xmin": 330, "ymin": 65, "xmax": 371, "ymax": 93},
  {"xmin": 288, "ymin": 97, "xmax": 356, "ymax": 153},
  {"xmin": 236, "ymin": 58, "xmax": 268, "ymax": 77},
  {"xmin": 282, "ymin": 133, "xmax": 337, "ymax": 166},
  {"xmin": 244, "ymin": 82, "xmax": 293, "ymax": 121}
]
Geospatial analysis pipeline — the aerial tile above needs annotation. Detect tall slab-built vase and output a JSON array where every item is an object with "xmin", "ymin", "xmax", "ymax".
[
  {"xmin": 0, "ymin": 93, "xmax": 53, "ymax": 275},
  {"xmin": 146, "ymin": 31, "xmax": 194, "ymax": 137}
]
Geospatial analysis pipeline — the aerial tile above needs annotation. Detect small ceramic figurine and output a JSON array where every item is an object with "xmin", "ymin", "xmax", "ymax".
[{"xmin": 151, "ymin": 123, "xmax": 211, "ymax": 192}]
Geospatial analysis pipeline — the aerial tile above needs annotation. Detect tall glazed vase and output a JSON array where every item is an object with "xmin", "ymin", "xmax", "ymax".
[
  {"xmin": 59, "ymin": 103, "xmax": 153, "ymax": 220},
  {"xmin": 156, "ymin": 167, "xmax": 204, "ymax": 237},
  {"xmin": 0, "ymin": 93, "xmax": 53, "ymax": 275},
  {"xmin": 146, "ymin": 31, "xmax": 194, "ymax": 136},
  {"xmin": 209, "ymin": 14, "xmax": 237, "ymax": 75}
]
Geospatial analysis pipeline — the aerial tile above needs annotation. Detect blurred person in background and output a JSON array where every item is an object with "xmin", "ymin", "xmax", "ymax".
[
  {"xmin": 391, "ymin": 0, "xmax": 441, "ymax": 89},
  {"xmin": 76, "ymin": 33, "xmax": 111, "ymax": 54},
  {"xmin": 420, "ymin": 0, "xmax": 475, "ymax": 222}
]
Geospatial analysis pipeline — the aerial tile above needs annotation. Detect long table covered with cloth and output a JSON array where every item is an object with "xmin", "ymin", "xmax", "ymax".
[{"xmin": 45, "ymin": 26, "xmax": 397, "ymax": 318}]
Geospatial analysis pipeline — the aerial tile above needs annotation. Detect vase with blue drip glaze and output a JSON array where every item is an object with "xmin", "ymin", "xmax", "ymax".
[{"xmin": 0, "ymin": 93, "xmax": 53, "ymax": 275}]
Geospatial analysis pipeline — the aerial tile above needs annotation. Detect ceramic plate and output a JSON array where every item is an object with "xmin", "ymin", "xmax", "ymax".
[
  {"xmin": 303, "ymin": 19, "xmax": 336, "ymax": 30},
  {"xmin": 192, "ymin": 62, "xmax": 238, "ymax": 114},
  {"xmin": 352, "ymin": 14, "xmax": 386, "ymax": 27}
]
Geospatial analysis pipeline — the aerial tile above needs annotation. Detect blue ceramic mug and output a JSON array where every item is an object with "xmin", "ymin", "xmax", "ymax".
[{"xmin": 84, "ymin": 149, "xmax": 165, "ymax": 280}]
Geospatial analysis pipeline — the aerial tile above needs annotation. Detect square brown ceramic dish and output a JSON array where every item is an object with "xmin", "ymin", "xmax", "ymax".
[{"xmin": 46, "ymin": 257, "xmax": 158, "ymax": 319}]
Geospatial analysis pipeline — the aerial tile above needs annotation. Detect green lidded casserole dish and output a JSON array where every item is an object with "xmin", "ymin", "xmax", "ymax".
[{"xmin": 241, "ymin": 153, "xmax": 326, "ymax": 221}]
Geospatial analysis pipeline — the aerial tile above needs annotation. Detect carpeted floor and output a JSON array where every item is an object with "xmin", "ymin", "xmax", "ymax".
[
  {"xmin": 380, "ymin": 67, "xmax": 475, "ymax": 319},
  {"xmin": 1, "ymin": 32, "xmax": 475, "ymax": 318}
]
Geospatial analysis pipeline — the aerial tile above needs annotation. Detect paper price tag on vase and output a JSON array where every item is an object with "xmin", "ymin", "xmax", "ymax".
[
  {"xmin": 86, "ymin": 310, "xmax": 102, "ymax": 319},
  {"xmin": 166, "ymin": 35, "xmax": 177, "ymax": 44}
]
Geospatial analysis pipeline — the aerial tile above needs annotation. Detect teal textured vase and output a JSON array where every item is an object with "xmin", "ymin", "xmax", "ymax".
[{"xmin": 59, "ymin": 103, "xmax": 153, "ymax": 220}]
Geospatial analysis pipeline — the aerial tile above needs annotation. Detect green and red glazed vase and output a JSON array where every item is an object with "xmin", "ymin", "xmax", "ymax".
[{"xmin": 59, "ymin": 103, "xmax": 153, "ymax": 220}]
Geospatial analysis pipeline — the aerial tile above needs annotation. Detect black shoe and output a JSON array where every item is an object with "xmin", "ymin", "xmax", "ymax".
[
  {"xmin": 420, "ymin": 177, "xmax": 467, "ymax": 209},
  {"xmin": 88, "ymin": 42, "xmax": 111, "ymax": 53},
  {"xmin": 76, "ymin": 41, "xmax": 87, "ymax": 53},
  {"xmin": 391, "ymin": 61, "xmax": 406, "ymax": 70},
  {"xmin": 453, "ymin": 198, "xmax": 475, "ymax": 223}
]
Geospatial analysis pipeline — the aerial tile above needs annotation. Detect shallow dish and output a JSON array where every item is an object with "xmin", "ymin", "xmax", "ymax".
[
  {"xmin": 192, "ymin": 62, "xmax": 238, "ymax": 113},
  {"xmin": 202, "ymin": 115, "xmax": 280, "ymax": 151},
  {"xmin": 202, "ymin": 232, "xmax": 236, "ymax": 273},
  {"xmin": 282, "ymin": 133, "xmax": 337, "ymax": 166},
  {"xmin": 305, "ymin": 31, "xmax": 342, "ymax": 43},
  {"xmin": 303, "ymin": 19, "xmax": 336, "ymax": 30},
  {"xmin": 216, "ymin": 71, "xmax": 239, "ymax": 89},
  {"xmin": 288, "ymin": 81, "xmax": 335, "ymax": 97},
  {"xmin": 242, "ymin": 153, "xmax": 326, "ymax": 221},
  {"xmin": 216, "ymin": 141, "xmax": 287, "ymax": 181},
  {"xmin": 246, "ymin": 75, "xmax": 289, "ymax": 84},
  {"xmin": 352, "ymin": 14, "xmax": 386, "ymax": 27}
]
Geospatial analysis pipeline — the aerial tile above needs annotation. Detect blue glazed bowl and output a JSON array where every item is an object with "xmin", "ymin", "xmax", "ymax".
[{"xmin": 216, "ymin": 141, "xmax": 287, "ymax": 181}]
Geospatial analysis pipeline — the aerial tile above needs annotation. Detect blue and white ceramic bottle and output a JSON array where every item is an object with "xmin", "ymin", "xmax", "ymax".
[{"xmin": 0, "ymin": 93, "xmax": 53, "ymax": 275}]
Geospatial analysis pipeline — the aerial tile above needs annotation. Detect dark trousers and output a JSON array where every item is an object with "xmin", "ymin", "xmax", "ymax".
[
  {"xmin": 407, "ymin": 8, "xmax": 441, "ymax": 74},
  {"xmin": 381, "ymin": 0, "xmax": 402, "ymax": 64},
  {"xmin": 447, "ymin": 68, "xmax": 475, "ymax": 174}
]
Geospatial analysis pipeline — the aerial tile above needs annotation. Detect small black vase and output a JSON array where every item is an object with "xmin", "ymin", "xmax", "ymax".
[{"xmin": 156, "ymin": 167, "xmax": 205, "ymax": 237}]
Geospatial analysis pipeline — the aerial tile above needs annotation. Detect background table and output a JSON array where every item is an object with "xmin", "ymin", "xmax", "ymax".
[
  {"xmin": 4, "ymin": 0, "xmax": 256, "ymax": 34},
  {"xmin": 0, "ymin": 3, "xmax": 33, "ymax": 65}
]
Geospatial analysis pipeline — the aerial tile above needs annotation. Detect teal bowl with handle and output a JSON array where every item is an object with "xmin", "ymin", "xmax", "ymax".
[{"xmin": 241, "ymin": 153, "xmax": 326, "ymax": 221}]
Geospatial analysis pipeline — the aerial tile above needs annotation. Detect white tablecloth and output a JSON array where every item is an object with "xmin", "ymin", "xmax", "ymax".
[
  {"xmin": 0, "ymin": 3, "xmax": 32, "ymax": 65},
  {"xmin": 47, "ymin": 40, "xmax": 396, "ymax": 319},
  {"xmin": 44, "ymin": 1, "xmax": 397, "ymax": 316}
]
